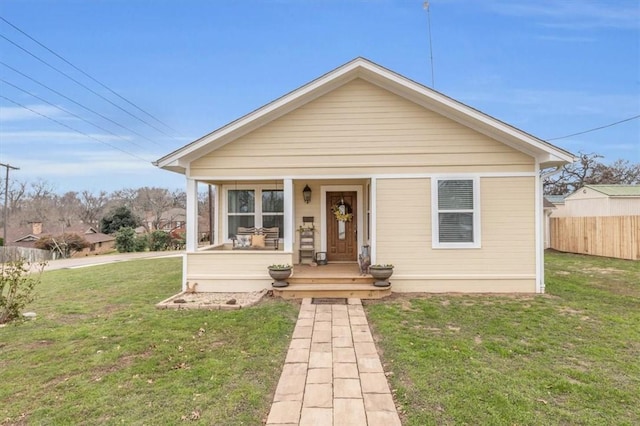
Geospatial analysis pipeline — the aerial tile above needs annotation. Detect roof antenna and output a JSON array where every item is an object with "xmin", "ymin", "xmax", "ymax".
[{"xmin": 423, "ymin": 1, "xmax": 435, "ymax": 88}]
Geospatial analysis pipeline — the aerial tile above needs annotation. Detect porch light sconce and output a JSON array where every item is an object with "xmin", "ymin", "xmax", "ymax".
[{"xmin": 303, "ymin": 185, "xmax": 312, "ymax": 204}]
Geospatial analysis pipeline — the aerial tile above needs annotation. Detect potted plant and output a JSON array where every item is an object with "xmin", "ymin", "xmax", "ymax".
[
  {"xmin": 268, "ymin": 264, "xmax": 292, "ymax": 288},
  {"xmin": 369, "ymin": 264, "xmax": 393, "ymax": 287}
]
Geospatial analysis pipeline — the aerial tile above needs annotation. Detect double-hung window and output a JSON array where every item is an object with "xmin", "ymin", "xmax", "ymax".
[
  {"xmin": 432, "ymin": 177, "xmax": 480, "ymax": 248},
  {"xmin": 226, "ymin": 186, "xmax": 284, "ymax": 239}
]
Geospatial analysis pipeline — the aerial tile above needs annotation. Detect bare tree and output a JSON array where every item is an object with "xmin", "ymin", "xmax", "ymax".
[
  {"xmin": 0, "ymin": 178, "xmax": 28, "ymax": 214},
  {"xmin": 136, "ymin": 187, "xmax": 179, "ymax": 231},
  {"xmin": 78, "ymin": 190, "xmax": 109, "ymax": 227},
  {"xmin": 544, "ymin": 152, "xmax": 640, "ymax": 195},
  {"xmin": 593, "ymin": 159, "xmax": 640, "ymax": 185}
]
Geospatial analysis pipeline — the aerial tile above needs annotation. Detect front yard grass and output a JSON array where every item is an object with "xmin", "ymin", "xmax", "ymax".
[
  {"xmin": 0, "ymin": 258, "xmax": 298, "ymax": 425},
  {"xmin": 3, "ymin": 251, "xmax": 639, "ymax": 425},
  {"xmin": 365, "ymin": 251, "xmax": 640, "ymax": 425}
]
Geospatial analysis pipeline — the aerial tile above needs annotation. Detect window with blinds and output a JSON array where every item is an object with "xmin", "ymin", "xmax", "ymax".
[
  {"xmin": 432, "ymin": 178, "xmax": 480, "ymax": 248},
  {"xmin": 226, "ymin": 187, "xmax": 284, "ymax": 239}
]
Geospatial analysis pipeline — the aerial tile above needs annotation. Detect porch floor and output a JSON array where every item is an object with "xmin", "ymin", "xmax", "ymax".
[{"xmin": 274, "ymin": 263, "xmax": 392, "ymax": 300}]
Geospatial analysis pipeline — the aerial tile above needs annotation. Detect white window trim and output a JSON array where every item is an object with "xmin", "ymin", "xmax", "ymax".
[
  {"xmin": 431, "ymin": 176, "xmax": 481, "ymax": 249},
  {"xmin": 223, "ymin": 184, "xmax": 284, "ymax": 243}
]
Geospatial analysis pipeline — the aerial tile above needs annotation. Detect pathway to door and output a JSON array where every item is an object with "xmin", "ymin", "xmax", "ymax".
[{"xmin": 266, "ymin": 298, "xmax": 401, "ymax": 425}]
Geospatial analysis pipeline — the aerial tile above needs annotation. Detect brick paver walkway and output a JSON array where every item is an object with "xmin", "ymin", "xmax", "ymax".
[{"xmin": 266, "ymin": 298, "xmax": 401, "ymax": 425}]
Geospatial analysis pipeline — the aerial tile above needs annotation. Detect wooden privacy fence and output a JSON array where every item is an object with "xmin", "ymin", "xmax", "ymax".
[
  {"xmin": 550, "ymin": 216, "xmax": 640, "ymax": 260},
  {"xmin": 0, "ymin": 247, "xmax": 52, "ymax": 263}
]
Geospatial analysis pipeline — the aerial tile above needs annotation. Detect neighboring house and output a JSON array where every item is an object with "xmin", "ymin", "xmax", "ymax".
[
  {"xmin": 144, "ymin": 208, "xmax": 187, "ymax": 232},
  {"xmin": 8, "ymin": 222, "xmax": 115, "ymax": 257},
  {"xmin": 545, "ymin": 194, "xmax": 567, "ymax": 217},
  {"xmin": 154, "ymin": 58, "xmax": 573, "ymax": 294},
  {"xmin": 562, "ymin": 185, "xmax": 640, "ymax": 217},
  {"xmin": 543, "ymin": 198, "xmax": 556, "ymax": 249},
  {"xmin": 141, "ymin": 208, "xmax": 211, "ymax": 243},
  {"xmin": 67, "ymin": 225, "xmax": 116, "ymax": 256}
]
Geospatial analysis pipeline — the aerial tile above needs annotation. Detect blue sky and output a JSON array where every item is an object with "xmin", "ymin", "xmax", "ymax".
[{"xmin": 1, "ymin": 0, "xmax": 638, "ymax": 192}]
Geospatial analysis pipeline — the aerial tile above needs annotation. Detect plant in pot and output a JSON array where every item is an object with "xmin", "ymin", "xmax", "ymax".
[
  {"xmin": 268, "ymin": 264, "xmax": 292, "ymax": 288},
  {"xmin": 369, "ymin": 264, "xmax": 393, "ymax": 287}
]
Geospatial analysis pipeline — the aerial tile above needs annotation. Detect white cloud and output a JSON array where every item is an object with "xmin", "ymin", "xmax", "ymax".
[
  {"xmin": 7, "ymin": 150, "xmax": 154, "ymax": 178},
  {"xmin": 487, "ymin": 0, "xmax": 640, "ymax": 31},
  {"xmin": 0, "ymin": 104, "xmax": 67, "ymax": 122},
  {"xmin": 460, "ymin": 89, "xmax": 639, "ymax": 118},
  {"xmin": 0, "ymin": 130, "xmax": 134, "ymax": 144},
  {"xmin": 536, "ymin": 35, "xmax": 596, "ymax": 43}
]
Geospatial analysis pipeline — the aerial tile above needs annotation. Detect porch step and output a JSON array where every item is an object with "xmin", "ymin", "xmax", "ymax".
[
  {"xmin": 273, "ymin": 283, "xmax": 391, "ymax": 300},
  {"xmin": 289, "ymin": 276, "xmax": 374, "ymax": 285}
]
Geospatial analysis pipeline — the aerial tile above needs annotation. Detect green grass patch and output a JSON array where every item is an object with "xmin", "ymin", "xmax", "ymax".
[
  {"xmin": 0, "ymin": 258, "xmax": 298, "ymax": 425},
  {"xmin": 365, "ymin": 251, "xmax": 640, "ymax": 425}
]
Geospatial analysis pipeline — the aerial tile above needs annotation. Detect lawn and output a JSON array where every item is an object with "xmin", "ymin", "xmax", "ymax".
[
  {"xmin": 2, "ymin": 252, "xmax": 639, "ymax": 425},
  {"xmin": 0, "ymin": 258, "xmax": 299, "ymax": 425},
  {"xmin": 365, "ymin": 251, "xmax": 640, "ymax": 425}
]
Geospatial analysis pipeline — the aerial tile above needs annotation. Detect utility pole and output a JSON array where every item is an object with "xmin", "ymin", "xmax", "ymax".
[{"xmin": 1, "ymin": 162, "xmax": 19, "ymax": 248}]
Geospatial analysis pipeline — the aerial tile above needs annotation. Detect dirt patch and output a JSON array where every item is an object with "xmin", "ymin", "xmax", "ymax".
[
  {"xmin": 583, "ymin": 267, "xmax": 626, "ymax": 274},
  {"xmin": 558, "ymin": 306, "xmax": 583, "ymax": 315},
  {"xmin": 156, "ymin": 289, "xmax": 268, "ymax": 310},
  {"xmin": 23, "ymin": 340, "xmax": 54, "ymax": 350}
]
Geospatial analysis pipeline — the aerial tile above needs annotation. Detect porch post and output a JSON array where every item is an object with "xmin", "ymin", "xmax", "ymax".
[
  {"xmin": 283, "ymin": 179, "xmax": 293, "ymax": 252},
  {"xmin": 186, "ymin": 177, "xmax": 198, "ymax": 252},
  {"xmin": 535, "ymin": 160, "xmax": 544, "ymax": 293},
  {"xmin": 213, "ymin": 184, "xmax": 219, "ymax": 246},
  {"xmin": 370, "ymin": 177, "xmax": 377, "ymax": 264}
]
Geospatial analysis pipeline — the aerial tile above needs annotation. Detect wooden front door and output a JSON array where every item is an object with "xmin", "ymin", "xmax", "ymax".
[{"xmin": 326, "ymin": 192, "xmax": 357, "ymax": 262}]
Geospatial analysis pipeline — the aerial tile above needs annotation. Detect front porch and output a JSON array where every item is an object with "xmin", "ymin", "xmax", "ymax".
[
  {"xmin": 178, "ymin": 176, "xmax": 389, "ymax": 298},
  {"xmin": 183, "ymin": 248, "xmax": 390, "ymax": 299}
]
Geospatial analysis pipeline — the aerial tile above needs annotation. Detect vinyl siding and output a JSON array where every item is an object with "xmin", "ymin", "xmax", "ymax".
[
  {"xmin": 190, "ymin": 79, "xmax": 534, "ymax": 178},
  {"xmin": 186, "ymin": 251, "xmax": 292, "ymax": 292},
  {"xmin": 376, "ymin": 176, "xmax": 536, "ymax": 292}
]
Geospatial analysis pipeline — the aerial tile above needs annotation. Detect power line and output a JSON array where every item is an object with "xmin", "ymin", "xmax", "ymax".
[
  {"xmin": 423, "ymin": 2, "xmax": 435, "ymax": 88},
  {"xmin": 0, "ymin": 60, "xmax": 165, "ymax": 147},
  {"xmin": 1, "ymin": 78, "xmax": 150, "ymax": 152},
  {"xmin": 0, "ymin": 33, "xmax": 172, "ymax": 141},
  {"xmin": 0, "ymin": 94, "xmax": 152, "ymax": 162},
  {"xmin": 0, "ymin": 15, "xmax": 182, "ymax": 136},
  {"xmin": 547, "ymin": 114, "xmax": 640, "ymax": 141}
]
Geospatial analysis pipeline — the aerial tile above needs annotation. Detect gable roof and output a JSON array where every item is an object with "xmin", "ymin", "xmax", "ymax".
[
  {"xmin": 545, "ymin": 195, "xmax": 567, "ymax": 205},
  {"xmin": 155, "ymin": 57, "xmax": 574, "ymax": 173},
  {"xmin": 580, "ymin": 184, "xmax": 640, "ymax": 197}
]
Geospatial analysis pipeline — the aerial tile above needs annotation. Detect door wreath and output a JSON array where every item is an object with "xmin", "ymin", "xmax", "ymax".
[{"xmin": 331, "ymin": 199, "xmax": 353, "ymax": 222}]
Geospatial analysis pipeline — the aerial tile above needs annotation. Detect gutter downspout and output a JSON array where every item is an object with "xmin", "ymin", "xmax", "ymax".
[{"xmin": 538, "ymin": 166, "xmax": 562, "ymax": 293}]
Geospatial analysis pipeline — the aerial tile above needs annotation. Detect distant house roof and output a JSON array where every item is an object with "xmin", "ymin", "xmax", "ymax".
[
  {"xmin": 78, "ymin": 227, "xmax": 115, "ymax": 244},
  {"xmin": 545, "ymin": 195, "xmax": 566, "ymax": 205},
  {"xmin": 543, "ymin": 198, "xmax": 556, "ymax": 209},
  {"xmin": 581, "ymin": 185, "xmax": 640, "ymax": 197},
  {"xmin": 9, "ymin": 224, "xmax": 114, "ymax": 245}
]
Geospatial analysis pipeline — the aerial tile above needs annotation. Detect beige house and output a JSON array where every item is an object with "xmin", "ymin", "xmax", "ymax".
[
  {"xmin": 155, "ymin": 58, "xmax": 573, "ymax": 295},
  {"xmin": 561, "ymin": 185, "xmax": 640, "ymax": 217}
]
